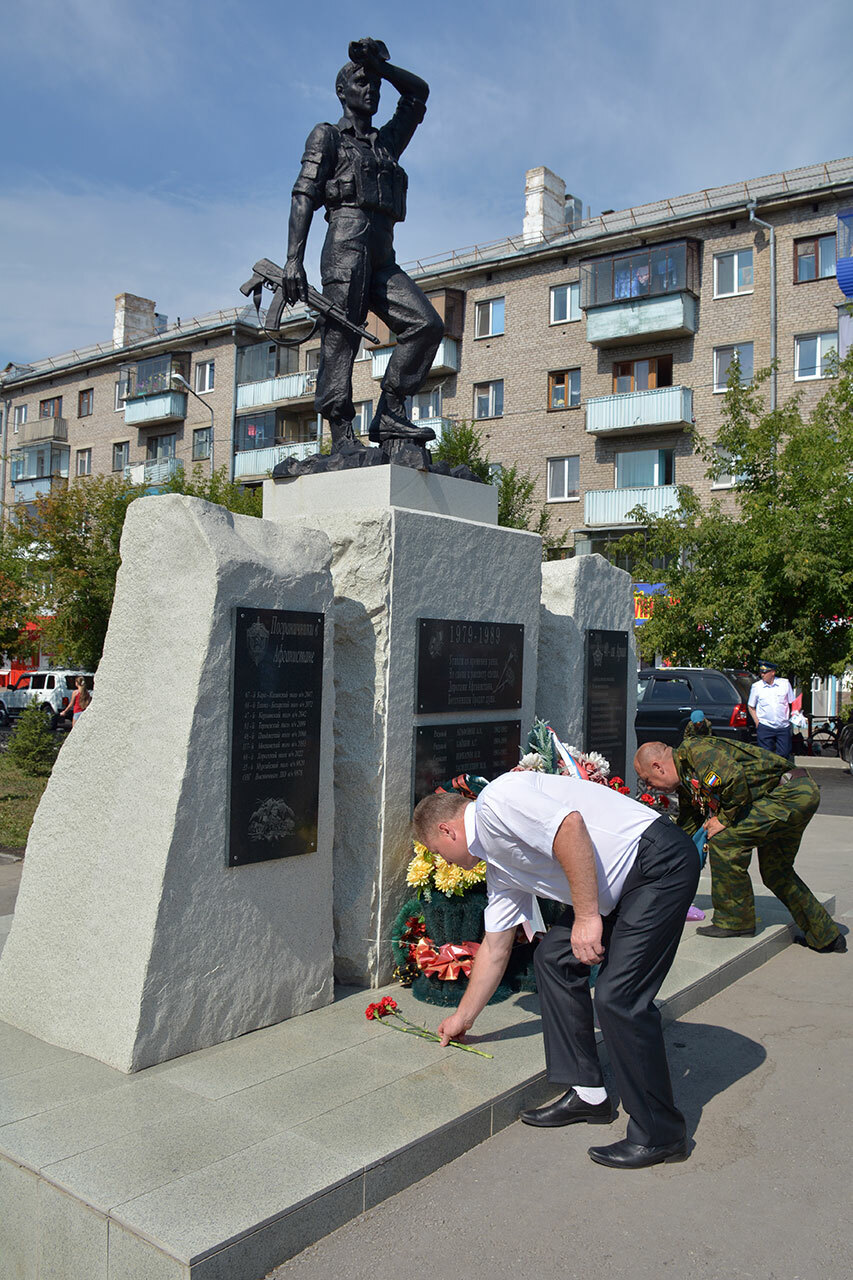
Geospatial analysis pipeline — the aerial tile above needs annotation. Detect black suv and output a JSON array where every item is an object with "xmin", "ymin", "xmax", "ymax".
[{"xmin": 635, "ymin": 668, "xmax": 753, "ymax": 746}]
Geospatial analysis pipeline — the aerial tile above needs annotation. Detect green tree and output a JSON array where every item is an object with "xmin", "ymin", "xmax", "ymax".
[
  {"xmin": 7, "ymin": 701, "xmax": 59, "ymax": 778},
  {"xmin": 622, "ymin": 350, "xmax": 853, "ymax": 700},
  {"xmin": 5, "ymin": 466, "xmax": 262, "ymax": 671},
  {"xmin": 433, "ymin": 421, "xmax": 558, "ymax": 548}
]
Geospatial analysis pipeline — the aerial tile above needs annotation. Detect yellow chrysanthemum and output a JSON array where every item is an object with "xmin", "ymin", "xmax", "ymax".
[
  {"xmin": 461, "ymin": 860, "xmax": 487, "ymax": 887},
  {"xmin": 406, "ymin": 854, "xmax": 433, "ymax": 888},
  {"xmin": 412, "ymin": 840, "xmax": 432, "ymax": 858},
  {"xmin": 433, "ymin": 857, "xmax": 465, "ymax": 896}
]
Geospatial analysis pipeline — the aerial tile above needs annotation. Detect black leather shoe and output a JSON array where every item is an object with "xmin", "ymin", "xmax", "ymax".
[
  {"xmin": 695, "ymin": 924, "xmax": 755, "ymax": 939},
  {"xmin": 588, "ymin": 1137, "xmax": 689, "ymax": 1168},
  {"xmin": 794, "ymin": 932, "xmax": 847, "ymax": 953},
  {"xmin": 520, "ymin": 1088, "xmax": 615, "ymax": 1127}
]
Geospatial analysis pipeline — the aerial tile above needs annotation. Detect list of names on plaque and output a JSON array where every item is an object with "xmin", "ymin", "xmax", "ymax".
[
  {"xmin": 229, "ymin": 607, "xmax": 324, "ymax": 867},
  {"xmin": 584, "ymin": 628, "xmax": 629, "ymax": 780},
  {"xmin": 416, "ymin": 618, "xmax": 524, "ymax": 714},
  {"xmin": 414, "ymin": 720, "xmax": 521, "ymax": 804}
]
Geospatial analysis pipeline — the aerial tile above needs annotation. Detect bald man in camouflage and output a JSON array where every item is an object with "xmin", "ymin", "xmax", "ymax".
[{"xmin": 635, "ymin": 723, "xmax": 845, "ymax": 953}]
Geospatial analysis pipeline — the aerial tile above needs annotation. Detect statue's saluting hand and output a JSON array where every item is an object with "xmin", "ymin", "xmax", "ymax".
[{"xmin": 348, "ymin": 37, "xmax": 390, "ymax": 69}]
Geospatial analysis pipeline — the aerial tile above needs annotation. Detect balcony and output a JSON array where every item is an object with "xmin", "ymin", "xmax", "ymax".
[
  {"xmin": 16, "ymin": 417, "xmax": 69, "ymax": 445},
  {"xmin": 371, "ymin": 336, "xmax": 460, "ymax": 380},
  {"xmin": 233, "ymin": 440, "xmax": 322, "ymax": 479},
  {"xmin": 584, "ymin": 485, "xmax": 680, "ymax": 527},
  {"xmin": 585, "ymin": 386, "xmax": 693, "ymax": 436},
  {"xmin": 581, "ymin": 239, "xmax": 700, "ymax": 347},
  {"xmin": 236, "ymin": 370, "xmax": 317, "ymax": 411},
  {"xmin": 585, "ymin": 294, "xmax": 698, "ymax": 346},
  {"xmin": 10, "ymin": 444, "xmax": 69, "ymax": 487},
  {"xmin": 124, "ymin": 391, "xmax": 187, "ymax": 426},
  {"xmin": 123, "ymin": 457, "xmax": 182, "ymax": 486},
  {"xmin": 12, "ymin": 476, "xmax": 66, "ymax": 503}
]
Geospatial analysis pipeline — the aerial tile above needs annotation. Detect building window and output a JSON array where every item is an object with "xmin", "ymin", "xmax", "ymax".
[
  {"xmin": 146, "ymin": 434, "xmax": 176, "ymax": 461},
  {"xmin": 13, "ymin": 405, "xmax": 27, "ymax": 430},
  {"xmin": 354, "ymin": 338, "xmax": 372, "ymax": 361},
  {"xmin": 547, "ymin": 456, "xmax": 580, "ymax": 501},
  {"xmin": 305, "ymin": 348, "xmax": 321, "ymax": 370},
  {"xmin": 39, "ymin": 396, "xmax": 62, "ymax": 419},
  {"xmin": 407, "ymin": 388, "xmax": 441, "ymax": 422},
  {"xmin": 236, "ymin": 343, "xmax": 297, "ymax": 383},
  {"xmin": 580, "ymin": 240, "xmax": 699, "ymax": 308},
  {"xmin": 548, "ymin": 369, "xmax": 581, "ymax": 410},
  {"xmin": 711, "ymin": 444, "xmax": 745, "ymax": 489},
  {"xmin": 474, "ymin": 297, "xmax": 505, "ymax": 338},
  {"xmin": 550, "ymin": 282, "xmax": 581, "ymax": 324},
  {"xmin": 192, "ymin": 427, "xmax": 212, "ymax": 460},
  {"xmin": 713, "ymin": 343, "xmax": 754, "ymax": 392},
  {"xmin": 474, "ymin": 380, "xmax": 504, "ymax": 419},
  {"xmin": 351, "ymin": 401, "xmax": 373, "ymax": 435},
  {"xmin": 77, "ymin": 388, "xmax": 94, "ymax": 417},
  {"xmin": 615, "ymin": 448, "xmax": 674, "ymax": 488},
  {"xmin": 194, "ymin": 360, "xmax": 215, "ymax": 393},
  {"xmin": 612, "ymin": 355, "xmax": 673, "ymax": 393},
  {"xmin": 75, "ymin": 448, "xmax": 92, "ymax": 477},
  {"xmin": 114, "ymin": 381, "xmax": 127, "ymax": 411},
  {"xmin": 794, "ymin": 332, "xmax": 837, "ymax": 380},
  {"xmin": 714, "ymin": 248, "xmax": 753, "ymax": 297},
  {"xmin": 112, "ymin": 441, "xmax": 130, "ymax": 471},
  {"xmin": 794, "ymin": 234, "xmax": 836, "ymax": 283},
  {"xmin": 235, "ymin": 411, "xmax": 276, "ymax": 452}
]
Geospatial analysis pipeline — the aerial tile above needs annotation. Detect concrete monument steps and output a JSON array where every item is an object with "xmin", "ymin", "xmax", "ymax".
[{"xmin": 0, "ymin": 880, "xmax": 835, "ymax": 1280}]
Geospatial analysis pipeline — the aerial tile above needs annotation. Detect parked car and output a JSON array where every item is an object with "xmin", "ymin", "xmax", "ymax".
[
  {"xmin": 635, "ymin": 667, "xmax": 753, "ymax": 746},
  {"xmin": 0, "ymin": 670, "xmax": 94, "ymax": 729}
]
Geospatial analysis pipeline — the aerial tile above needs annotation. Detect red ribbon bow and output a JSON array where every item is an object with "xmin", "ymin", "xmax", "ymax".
[{"xmin": 413, "ymin": 936, "xmax": 481, "ymax": 980}]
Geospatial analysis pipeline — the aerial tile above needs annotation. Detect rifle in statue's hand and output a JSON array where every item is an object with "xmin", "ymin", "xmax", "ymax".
[{"xmin": 240, "ymin": 258, "xmax": 381, "ymax": 347}]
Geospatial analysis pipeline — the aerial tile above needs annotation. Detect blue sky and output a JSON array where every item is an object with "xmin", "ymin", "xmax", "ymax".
[{"xmin": 2, "ymin": 0, "xmax": 852, "ymax": 367}]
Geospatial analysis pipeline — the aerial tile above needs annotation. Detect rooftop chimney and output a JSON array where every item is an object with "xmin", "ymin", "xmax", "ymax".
[
  {"xmin": 523, "ymin": 167, "xmax": 567, "ymax": 243},
  {"xmin": 113, "ymin": 293, "xmax": 158, "ymax": 349}
]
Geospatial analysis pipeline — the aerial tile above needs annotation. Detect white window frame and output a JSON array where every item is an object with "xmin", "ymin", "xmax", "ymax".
[
  {"xmin": 713, "ymin": 342, "xmax": 754, "ymax": 392},
  {"xmin": 194, "ymin": 360, "xmax": 215, "ymax": 393},
  {"xmin": 112, "ymin": 441, "xmax": 130, "ymax": 472},
  {"xmin": 114, "ymin": 381, "xmax": 127, "ymax": 411},
  {"xmin": 794, "ymin": 332, "xmax": 837, "ymax": 381},
  {"xmin": 473, "ymin": 380, "xmax": 504, "ymax": 419},
  {"xmin": 352, "ymin": 400, "xmax": 373, "ymax": 435},
  {"xmin": 75, "ymin": 448, "xmax": 92, "ymax": 477},
  {"xmin": 547, "ymin": 455, "xmax": 580, "ymax": 502},
  {"xmin": 474, "ymin": 296, "xmax": 505, "ymax": 339},
  {"xmin": 710, "ymin": 444, "xmax": 746, "ymax": 489},
  {"xmin": 615, "ymin": 448, "xmax": 674, "ymax": 489},
  {"xmin": 549, "ymin": 282, "xmax": 581, "ymax": 324},
  {"xmin": 713, "ymin": 248, "xmax": 753, "ymax": 298},
  {"xmin": 13, "ymin": 404, "xmax": 27, "ymax": 430}
]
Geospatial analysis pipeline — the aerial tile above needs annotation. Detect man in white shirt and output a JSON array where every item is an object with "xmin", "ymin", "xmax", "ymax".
[
  {"xmin": 412, "ymin": 771, "xmax": 700, "ymax": 1169},
  {"xmin": 748, "ymin": 660, "xmax": 795, "ymax": 759}
]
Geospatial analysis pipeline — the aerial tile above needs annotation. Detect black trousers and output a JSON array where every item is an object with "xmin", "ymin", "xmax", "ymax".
[
  {"xmin": 533, "ymin": 816, "xmax": 700, "ymax": 1147},
  {"xmin": 316, "ymin": 207, "xmax": 443, "ymax": 424}
]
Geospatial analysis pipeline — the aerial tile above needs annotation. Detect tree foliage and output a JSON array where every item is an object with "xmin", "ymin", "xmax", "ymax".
[
  {"xmin": 433, "ymin": 421, "xmax": 556, "ymax": 547},
  {"xmin": 622, "ymin": 350, "xmax": 853, "ymax": 689},
  {"xmin": 7, "ymin": 702, "xmax": 59, "ymax": 778},
  {"xmin": 3, "ymin": 466, "xmax": 262, "ymax": 671}
]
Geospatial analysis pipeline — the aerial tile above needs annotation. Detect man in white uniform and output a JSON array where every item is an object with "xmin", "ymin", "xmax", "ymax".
[
  {"xmin": 748, "ymin": 660, "xmax": 795, "ymax": 759},
  {"xmin": 413, "ymin": 771, "xmax": 700, "ymax": 1169}
]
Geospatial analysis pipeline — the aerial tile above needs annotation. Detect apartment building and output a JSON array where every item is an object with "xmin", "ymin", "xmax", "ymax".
[{"xmin": 3, "ymin": 157, "xmax": 852, "ymax": 557}]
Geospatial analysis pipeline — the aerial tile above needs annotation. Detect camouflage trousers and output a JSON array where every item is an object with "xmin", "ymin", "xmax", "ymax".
[{"xmin": 707, "ymin": 776, "xmax": 839, "ymax": 949}]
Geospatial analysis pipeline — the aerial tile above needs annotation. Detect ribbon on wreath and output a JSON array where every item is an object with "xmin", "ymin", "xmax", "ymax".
[{"xmin": 413, "ymin": 936, "xmax": 481, "ymax": 980}]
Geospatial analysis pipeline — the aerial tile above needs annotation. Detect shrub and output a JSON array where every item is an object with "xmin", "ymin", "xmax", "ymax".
[{"xmin": 7, "ymin": 703, "xmax": 59, "ymax": 778}]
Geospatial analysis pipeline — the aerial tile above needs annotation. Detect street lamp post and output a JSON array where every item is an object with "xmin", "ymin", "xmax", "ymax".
[{"xmin": 171, "ymin": 372, "xmax": 215, "ymax": 479}]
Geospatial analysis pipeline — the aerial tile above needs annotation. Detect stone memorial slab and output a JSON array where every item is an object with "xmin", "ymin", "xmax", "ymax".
[
  {"xmin": 414, "ymin": 720, "xmax": 522, "ymax": 804},
  {"xmin": 585, "ymin": 627, "xmax": 630, "ymax": 778},
  {"xmin": 415, "ymin": 618, "xmax": 524, "ymax": 714},
  {"xmin": 230, "ymin": 608, "xmax": 324, "ymax": 866}
]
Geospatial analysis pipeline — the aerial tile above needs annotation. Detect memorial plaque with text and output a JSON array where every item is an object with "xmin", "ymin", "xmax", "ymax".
[
  {"xmin": 416, "ymin": 618, "xmax": 524, "ymax": 714},
  {"xmin": 584, "ymin": 628, "xmax": 629, "ymax": 780},
  {"xmin": 229, "ymin": 607, "xmax": 324, "ymax": 866},
  {"xmin": 414, "ymin": 721, "xmax": 521, "ymax": 805}
]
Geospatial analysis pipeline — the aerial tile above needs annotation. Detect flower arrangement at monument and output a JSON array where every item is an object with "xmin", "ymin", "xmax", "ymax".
[{"xmin": 365, "ymin": 995, "xmax": 493, "ymax": 1057}]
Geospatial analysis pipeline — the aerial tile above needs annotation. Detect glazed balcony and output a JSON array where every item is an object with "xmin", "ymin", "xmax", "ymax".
[
  {"xmin": 584, "ymin": 484, "xmax": 680, "ymax": 527},
  {"xmin": 581, "ymin": 240, "xmax": 700, "ymax": 346},
  {"xmin": 235, "ymin": 370, "xmax": 318, "ymax": 410},
  {"xmin": 585, "ymin": 386, "xmax": 693, "ymax": 436}
]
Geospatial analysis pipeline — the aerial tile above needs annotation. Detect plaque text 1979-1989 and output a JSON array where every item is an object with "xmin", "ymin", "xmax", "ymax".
[{"xmin": 416, "ymin": 618, "xmax": 523, "ymax": 714}]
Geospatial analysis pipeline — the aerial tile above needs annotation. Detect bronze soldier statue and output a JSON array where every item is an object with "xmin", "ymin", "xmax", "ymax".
[{"xmin": 282, "ymin": 37, "xmax": 443, "ymax": 457}]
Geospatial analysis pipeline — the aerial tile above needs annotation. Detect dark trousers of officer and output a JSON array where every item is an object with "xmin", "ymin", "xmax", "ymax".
[
  {"xmin": 534, "ymin": 817, "xmax": 700, "ymax": 1148},
  {"xmin": 316, "ymin": 208, "xmax": 442, "ymax": 425},
  {"xmin": 756, "ymin": 723, "xmax": 792, "ymax": 759}
]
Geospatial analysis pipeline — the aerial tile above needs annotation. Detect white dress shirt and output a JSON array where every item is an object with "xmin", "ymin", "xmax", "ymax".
[
  {"xmin": 463, "ymin": 771, "xmax": 658, "ymax": 933},
  {"xmin": 748, "ymin": 677, "xmax": 794, "ymax": 728}
]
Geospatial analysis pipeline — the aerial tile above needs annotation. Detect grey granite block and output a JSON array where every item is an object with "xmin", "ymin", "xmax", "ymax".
[
  {"xmin": 0, "ymin": 1055, "xmax": 126, "ymax": 1126},
  {"xmin": 189, "ymin": 1179, "xmax": 365, "ymax": 1280},
  {"xmin": 110, "ymin": 1128, "xmax": 359, "ymax": 1264},
  {"xmin": 38, "ymin": 1178, "xmax": 108, "ymax": 1280},
  {"xmin": 42, "ymin": 1099, "xmax": 274, "ymax": 1212},
  {"xmin": 0, "ymin": 1079, "xmax": 206, "ymax": 1170},
  {"xmin": 107, "ymin": 1221, "xmax": 187, "ymax": 1280},
  {"xmin": 0, "ymin": 1155, "xmax": 40, "ymax": 1280},
  {"xmin": 364, "ymin": 1105, "xmax": 492, "ymax": 1209}
]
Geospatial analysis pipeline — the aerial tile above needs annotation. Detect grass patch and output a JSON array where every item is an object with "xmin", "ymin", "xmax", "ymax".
[{"xmin": 0, "ymin": 754, "xmax": 50, "ymax": 848}]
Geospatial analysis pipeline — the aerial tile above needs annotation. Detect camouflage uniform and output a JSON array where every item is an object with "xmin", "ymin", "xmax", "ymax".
[{"xmin": 672, "ymin": 729, "xmax": 839, "ymax": 950}]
